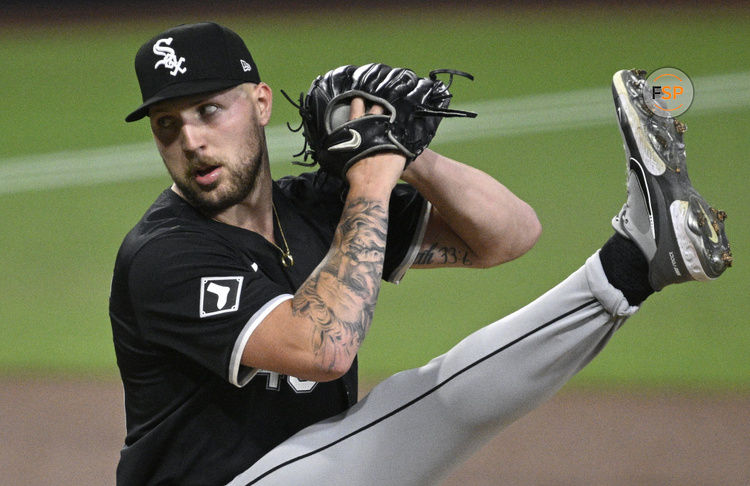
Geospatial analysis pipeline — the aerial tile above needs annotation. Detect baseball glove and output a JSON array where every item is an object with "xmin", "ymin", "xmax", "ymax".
[{"xmin": 283, "ymin": 63, "xmax": 477, "ymax": 179}]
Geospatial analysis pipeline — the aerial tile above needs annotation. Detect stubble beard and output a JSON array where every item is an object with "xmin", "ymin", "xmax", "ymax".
[{"xmin": 174, "ymin": 133, "xmax": 267, "ymax": 216}]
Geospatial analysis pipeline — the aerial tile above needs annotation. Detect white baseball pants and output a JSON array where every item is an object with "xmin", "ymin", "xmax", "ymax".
[{"xmin": 228, "ymin": 252, "xmax": 639, "ymax": 485}]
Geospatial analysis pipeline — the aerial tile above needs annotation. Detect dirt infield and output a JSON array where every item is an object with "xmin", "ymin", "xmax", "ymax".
[{"xmin": 2, "ymin": 378, "xmax": 748, "ymax": 485}]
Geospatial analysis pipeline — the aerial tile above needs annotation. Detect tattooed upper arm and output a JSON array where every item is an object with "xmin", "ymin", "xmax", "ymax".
[{"xmin": 412, "ymin": 209, "xmax": 476, "ymax": 268}]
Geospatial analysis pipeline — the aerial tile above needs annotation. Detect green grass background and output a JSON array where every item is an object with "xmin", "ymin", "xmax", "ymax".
[{"xmin": 1, "ymin": 5, "xmax": 748, "ymax": 391}]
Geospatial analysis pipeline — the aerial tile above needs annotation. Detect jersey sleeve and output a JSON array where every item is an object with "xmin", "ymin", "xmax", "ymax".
[
  {"xmin": 383, "ymin": 183, "xmax": 431, "ymax": 283},
  {"xmin": 127, "ymin": 231, "xmax": 291, "ymax": 387},
  {"xmin": 277, "ymin": 173, "xmax": 430, "ymax": 284}
]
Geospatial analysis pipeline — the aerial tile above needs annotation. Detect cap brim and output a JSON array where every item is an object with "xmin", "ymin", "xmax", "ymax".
[{"xmin": 125, "ymin": 79, "xmax": 246, "ymax": 122}]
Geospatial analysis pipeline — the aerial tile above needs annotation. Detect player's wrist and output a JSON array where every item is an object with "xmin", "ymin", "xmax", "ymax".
[
  {"xmin": 345, "ymin": 152, "xmax": 405, "ymax": 193},
  {"xmin": 401, "ymin": 149, "xmax": 438, "ymax": 185}
]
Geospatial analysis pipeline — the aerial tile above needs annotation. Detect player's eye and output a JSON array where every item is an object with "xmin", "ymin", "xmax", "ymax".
[
  {"xmin": 155, "ymin": 116, "xmax": 177, "ymax": 129},
  {"xmin": 199, "ymin": 104, "xmax": 220, "ymax": 118}
]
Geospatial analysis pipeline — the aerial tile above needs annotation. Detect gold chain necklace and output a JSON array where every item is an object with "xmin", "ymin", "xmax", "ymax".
[{"xmin": 270, "ymin": 203, "xmax": 294, "ymax": 267}]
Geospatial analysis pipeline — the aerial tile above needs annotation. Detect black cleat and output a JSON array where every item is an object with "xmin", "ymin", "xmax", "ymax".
[{"xmin": 610, "ymin": 69, "xmax": 732, "ymax": 291}]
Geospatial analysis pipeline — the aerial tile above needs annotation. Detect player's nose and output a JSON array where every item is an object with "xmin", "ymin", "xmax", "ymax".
[{"xmin": 179, "ymin": 122, "xmax": 207, "ymax": 155}]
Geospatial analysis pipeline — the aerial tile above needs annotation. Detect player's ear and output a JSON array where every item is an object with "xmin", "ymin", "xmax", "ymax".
[{"xmin": 251, "ymin": 82, "xmax": 273, "ymax": 126}]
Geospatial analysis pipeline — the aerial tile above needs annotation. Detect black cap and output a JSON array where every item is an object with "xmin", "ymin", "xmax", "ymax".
[{"xmin": 125, "ymin": 22, "xmax": 260, "ymax": 122}]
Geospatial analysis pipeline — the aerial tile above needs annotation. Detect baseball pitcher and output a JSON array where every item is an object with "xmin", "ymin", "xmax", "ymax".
[{"xmin": 110, "ymin": 22, "xmax": 731, "ymax": 485}]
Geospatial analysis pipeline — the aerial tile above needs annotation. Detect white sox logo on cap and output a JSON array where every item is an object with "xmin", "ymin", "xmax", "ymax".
[
  {"xmin": 152, "ymin": 37, "xmax": 186, "ymax": 76},
  {"xmin": 126, "ymin": 22, "xmax": 261, "ymax": 122}
]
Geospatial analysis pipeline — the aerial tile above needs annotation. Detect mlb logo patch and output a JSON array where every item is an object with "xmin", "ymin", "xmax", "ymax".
[{"xmin": 199, "ymin": 276, "xmax": 243, "ymax": 318}]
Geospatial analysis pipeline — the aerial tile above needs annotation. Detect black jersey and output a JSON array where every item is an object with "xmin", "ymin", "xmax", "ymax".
[{"xmin": 109, "ymin": 172, "xmax": 429, "ymax": 485}]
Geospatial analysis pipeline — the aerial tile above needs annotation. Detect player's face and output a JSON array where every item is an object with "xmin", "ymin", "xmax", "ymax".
[{"xmin": 149, "ymin": 83, "xmax": 272, "ymax": 214}]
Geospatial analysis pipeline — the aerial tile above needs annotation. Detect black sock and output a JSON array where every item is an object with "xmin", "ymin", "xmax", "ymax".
[{"xmin": 599, "ymin": 233, "xmax": 654, "ymax": 306}]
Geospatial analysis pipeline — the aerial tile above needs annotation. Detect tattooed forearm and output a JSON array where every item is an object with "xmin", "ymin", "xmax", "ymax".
[
  {"xmin": 292, "ymin": 197, "xmax": 389, "ymax": 372},
  {"xmin": 415, "ymin": 242, "xmax": 473, "ymax": 266}
]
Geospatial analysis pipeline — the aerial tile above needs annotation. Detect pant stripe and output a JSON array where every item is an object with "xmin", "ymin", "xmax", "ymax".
[{"xmin": 242, "ymin": 298, "xmax": 599, "ymax": 485}]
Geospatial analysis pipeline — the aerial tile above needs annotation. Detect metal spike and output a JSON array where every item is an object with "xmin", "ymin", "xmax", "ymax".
[{"xmin": 722, "ymin": 252, "xmax": 734, "ymax": 266}]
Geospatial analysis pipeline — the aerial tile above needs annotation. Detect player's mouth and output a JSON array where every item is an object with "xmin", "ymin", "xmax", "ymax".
[{"xmin": 194, "ymin": 165, "xmax": 222, "ymax": 187}]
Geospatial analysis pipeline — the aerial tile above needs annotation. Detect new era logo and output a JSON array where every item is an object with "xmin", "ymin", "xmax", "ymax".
[
  {"xmin": 240, "ymin": 59, "xmax": 253, "ymax": 72},
  {"xmin": 199, "ymin": 276, "xmax": 243, "ymax": 317}
]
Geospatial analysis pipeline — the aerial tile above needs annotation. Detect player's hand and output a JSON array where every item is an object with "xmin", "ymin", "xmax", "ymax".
[{"xmin": 344, "ymin": 97, "xmax": 406, "ymax": 192}]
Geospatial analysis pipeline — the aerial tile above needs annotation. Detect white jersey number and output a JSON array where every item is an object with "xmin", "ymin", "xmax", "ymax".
[{"xmin": 255, "ymin": 370, "xmax": 317, "ymax": 393}]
